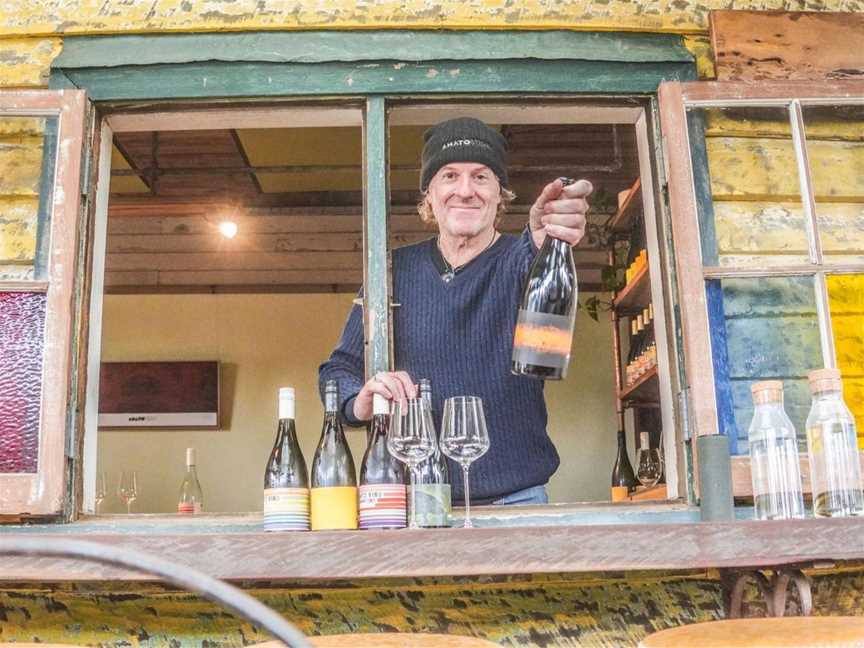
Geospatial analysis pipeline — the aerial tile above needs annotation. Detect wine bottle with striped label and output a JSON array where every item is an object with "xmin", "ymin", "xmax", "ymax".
[
  {"xmin": 359, "ymin": 394, "xmax": 407, "ymax": 529},
  {"xmin": 263, "ymin": 387, "xmax": 310, "ymax": 531}
]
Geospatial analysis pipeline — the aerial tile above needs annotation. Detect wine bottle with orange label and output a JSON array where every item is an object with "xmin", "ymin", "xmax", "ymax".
[{"xmin": 511, "ymin": 177, "xmax": 578, "ymax": 380}]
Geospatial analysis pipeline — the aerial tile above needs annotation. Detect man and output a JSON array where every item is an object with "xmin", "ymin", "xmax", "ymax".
[{"xmin": 319, "ymin": 117, "xmax": 591, "ymax": 505}]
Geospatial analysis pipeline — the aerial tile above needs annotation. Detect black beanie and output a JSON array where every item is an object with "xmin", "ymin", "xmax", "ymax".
[{"xmin": 420, "ymin": 117, "xmax": 509, "ymax": 192}]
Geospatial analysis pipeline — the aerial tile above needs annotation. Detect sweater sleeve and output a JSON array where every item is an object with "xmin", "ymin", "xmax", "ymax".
[{"xmin": 318, "ymin": 297, "xmax": 366, "ymax": 427}]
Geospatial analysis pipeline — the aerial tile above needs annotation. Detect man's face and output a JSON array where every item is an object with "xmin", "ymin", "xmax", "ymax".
[{"xmin": 426, "ymin": 162, "xmax": 502, "ymax": 240}]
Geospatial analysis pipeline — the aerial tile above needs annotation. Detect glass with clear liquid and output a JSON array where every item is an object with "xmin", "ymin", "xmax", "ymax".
[
  {"xmin": 747, "ymin": 381, "xmax": 805, "ymax": 520},
  {"xmin": 805, "ymin": 369, "xmax": 864, "ymax": 518}
]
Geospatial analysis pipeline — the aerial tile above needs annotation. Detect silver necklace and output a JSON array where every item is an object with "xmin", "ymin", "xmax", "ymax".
[{"xmin": 438, "ymin": 231, "xmax": 498, "ymax": 283}]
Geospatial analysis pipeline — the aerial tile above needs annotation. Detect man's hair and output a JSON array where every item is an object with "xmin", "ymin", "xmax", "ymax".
[{"xmin": 417, "ymin": 185, "xmax": 517, "ymax": 226}]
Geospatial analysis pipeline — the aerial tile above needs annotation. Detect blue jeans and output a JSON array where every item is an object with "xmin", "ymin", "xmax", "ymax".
[{"xmin": 492, "ymin": 485, "xmax": 549, "ymax": 505}]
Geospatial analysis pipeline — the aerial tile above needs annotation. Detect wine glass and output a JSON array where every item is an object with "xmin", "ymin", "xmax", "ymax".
[
  {"xmin": 94, "ymin": 471, "xmax": 108, "ymax": 514},
  {"xmin": 388, "ymin": 398, "xmax": 437, "ymax": 529},
  {"xmin": 440, "ymin": 396, "xmax": 490, "ymax": 529},
  {"xmin": 118, "ymin": 470, "xmax": 139, "ymax": 514},
  {"xmin": 636, "ymin": 432, "xmax": 662, "ymax": 488}
]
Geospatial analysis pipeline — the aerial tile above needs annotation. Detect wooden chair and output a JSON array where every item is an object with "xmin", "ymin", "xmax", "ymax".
[
  {"xmin": 638, "ymin": 617, "xmax": 864, "ymax": 648},
  {"xmin": 260, "ymin": 635, "xmax": 500, "ymax": 647}
]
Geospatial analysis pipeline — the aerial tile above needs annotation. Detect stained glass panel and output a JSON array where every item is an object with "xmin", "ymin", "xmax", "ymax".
[{"xmin": 0, "ymin": 292, "xmax": 46, "ymax": 473}]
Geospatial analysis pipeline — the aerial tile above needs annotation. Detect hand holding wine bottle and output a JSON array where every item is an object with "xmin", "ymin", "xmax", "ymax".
[
  {"xmin": 351, "ymin": 370, "xmax": 417, "ymax": 421},
  {"xmin": 528, "ymin": 177, "xmax": 593, "ymax": 249}
]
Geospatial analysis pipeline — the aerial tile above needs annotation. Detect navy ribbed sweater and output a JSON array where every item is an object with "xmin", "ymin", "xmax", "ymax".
[{"xmin": 318, "ymin": 229, "xmax": 560, "ymax": 503}]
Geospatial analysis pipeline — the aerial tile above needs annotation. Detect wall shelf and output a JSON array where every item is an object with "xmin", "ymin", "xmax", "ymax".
[
  {"xmin": 619, "ymin": 366, "xmax": 659, "ymax": 404},
  {"xmin": 613, "ymin": 263, "xmax": 650, "ymax": 312},
  {"xmin": 608, "ymin": 177, "xmax": 642, "ymax": 234}
]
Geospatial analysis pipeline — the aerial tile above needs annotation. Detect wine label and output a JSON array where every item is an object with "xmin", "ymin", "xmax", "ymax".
[
  {"xmin": 177, "ymin": 502, "xmax": 202, "ymax": 514},
  {"xmin": 263, "ymin": 487, "xmax": 310, "ymax": 532},
  {"xmin": 512, "ymin": 309, "xmax": 574, "ymax": 369},
  {"xmin": 359, "ymin": 484, "xmax": 407, "ymax": 529},
  {"xmin": 410, "ymin": 483, "xmax": 451, "ymax": 527},
  {"xmin": 611, "ymin": 486, "xmax": 629, "ymax": 502},
  {"xmin": 310, "ymin": 486, "xmax": 358, "ymax": 530}
]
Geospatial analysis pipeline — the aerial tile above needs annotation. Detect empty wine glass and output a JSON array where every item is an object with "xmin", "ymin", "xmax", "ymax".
[
  {"xmin": 636, "ymin": 431, "xmax": 662, "ymax": 488},
  {"xmin": 440, "ymin": 396, "xmax": 490, "ymax": 529},
  {"xmin": 388, "ymin": 398, "xmax": 437, "ymax": 529},
  {"xmin": 118, "ymin": 470, "xmax": 139, "ymax": 514},
  {"xmin": 94, "ymin": 471, "xmax": 108, "ymax": 514}
]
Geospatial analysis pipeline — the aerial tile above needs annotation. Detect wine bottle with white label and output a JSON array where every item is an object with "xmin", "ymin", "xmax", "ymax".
[
  {"xmin": 177, "ymin": 447, "xmax": 204, "ymax": 514},
  {"xmin": 512, "ymin": 177, "xmax": 578, "ymax": 380},
  {"xmin": 310, "ymin": 380, "xmax": 358, "ymax": 530},
  {"xmin": 358, "ymin": 394, "xmax": 407, "ymax": 529},
  {"xmin": 263, "ymin": 387, "xmax": 309, "ymax": 531}
]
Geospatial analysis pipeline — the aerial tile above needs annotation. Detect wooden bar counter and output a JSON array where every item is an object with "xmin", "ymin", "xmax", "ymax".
[{"xmin": 1, "ymin": 503, "xmax": 863, "ymax": 647}]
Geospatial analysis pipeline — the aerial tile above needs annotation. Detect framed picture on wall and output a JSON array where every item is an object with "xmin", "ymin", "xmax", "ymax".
[{"xmin": 98, "ymin": 361, "xmax": 220, "ymax": 429}]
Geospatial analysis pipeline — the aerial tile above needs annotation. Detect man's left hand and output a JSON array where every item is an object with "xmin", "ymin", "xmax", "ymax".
[{"xmin": 529, "ymin": 178, "xmax": 593, "ymax": 249}]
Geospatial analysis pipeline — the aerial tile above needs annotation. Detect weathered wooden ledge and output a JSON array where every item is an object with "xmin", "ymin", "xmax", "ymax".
[{"xmin": 1, "ymin": 503, "xmax": 864, "ymax": 582}]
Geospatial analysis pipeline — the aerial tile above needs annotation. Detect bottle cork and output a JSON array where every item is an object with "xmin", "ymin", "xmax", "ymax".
[
  {"xmin": 751, "ymin": 380, "xmax": 783, "ymax": 405},
  {"xmin": 808, "ymin": 368, "xmax": 842, "ymax": 394}
]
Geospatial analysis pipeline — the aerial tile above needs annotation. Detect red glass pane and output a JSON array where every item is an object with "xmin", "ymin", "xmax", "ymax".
[{"xmin": 0, "ymin": 292, "xmax": 46, "ymax": 473}]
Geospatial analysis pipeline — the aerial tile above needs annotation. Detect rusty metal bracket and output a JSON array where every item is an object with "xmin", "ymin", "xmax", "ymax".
[{"xmin": 722, "ymin": 568, "xmax": 812, "ymax": 618}]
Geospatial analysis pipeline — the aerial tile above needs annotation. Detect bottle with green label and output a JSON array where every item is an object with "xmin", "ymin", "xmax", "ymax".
[{"xmin": 412, "ymin": 379, "xmax": 451, "ymax": 527}]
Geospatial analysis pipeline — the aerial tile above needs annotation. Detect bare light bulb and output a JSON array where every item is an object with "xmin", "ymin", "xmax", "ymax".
[{"xmin": 218, "ymin": 221, "xmax": 238, "ymax": 239}]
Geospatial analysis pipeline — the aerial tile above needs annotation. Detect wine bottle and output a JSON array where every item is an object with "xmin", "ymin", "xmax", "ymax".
[
  {"xmin": 359, "ymin": 394, "xmax": 407, "ymax": 530},
  {"xmin": 512, "ymin": 177, "xmax": 578, "ymax": 380},
  {"xmin": 177, "ymin": 447, "xmax": 204, "ymax": 514},
  {"xmin": 263, "ymin": 387, "xmax": 310, "ymax": 532},
  {"xmin": 310, "ymin": 380, "xmax": 358, "ymax": 530},
  {"xmin": 412, "ymin": 379, "xmax": 451, "ymax": 527},
  {"xmin": 748, "ymin": 381, "xmax": 805, "ymax": 520},
  {"xmin": 805, "ymin": 368, "xmax": 864, "ymax": 517},
  {"xmin": 611, "ymin": 429, "xmax": 637, "ymax": 501}
]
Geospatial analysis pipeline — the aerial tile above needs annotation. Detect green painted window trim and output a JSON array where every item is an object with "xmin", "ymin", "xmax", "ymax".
[{"xmin": 51, "ymin": 29, "xmax": 695, "ymax": 379}]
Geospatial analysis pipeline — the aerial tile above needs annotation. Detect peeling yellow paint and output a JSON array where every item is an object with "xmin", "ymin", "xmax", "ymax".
[
  {"xmin": 682, "ymin": 34, "xmax": 715, "ymax": 80},
  {"xmin": 0, "ymin": 196, "xmax": 39, "ymax": 262},
  {"xmin": 0, "ymin": 37, "xmax": 61, "ymax": 87},
  {"xmin": 0, "ymin": 1, "xmax": 858, "ymax": 39}
]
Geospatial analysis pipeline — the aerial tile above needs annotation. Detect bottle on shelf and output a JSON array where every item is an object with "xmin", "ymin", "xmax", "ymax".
[
  {"xmin": 310, "ymin": 380, "xmax": 358, "ymax": 530},
  {"xmin": 177, "ymin": 447, "xmax": 204, "ymax": 514},
  {"xmin": 413, "ymin": 379, "xmax": 451, "ymax": 527},
  {"xmin": 805, "ymin": 368, "xmax": 864, "ymax": 518},
  {"xmin": 611, "ymin": 429, "xmax": 638, "ymax": 501},
  {"xmin": 747, "ymin": 381, "xmax": 805, "ymax": 520},
  {"xmin": 359, "ymin": 394, "xmax": 407, "ymax": 530},
  {"xmin": 626, "ymin": 314, "xmax": 645, "ymax": 386},
  {"xmin": 263, "ymin": 387, "xmax": 310, "ymax": 532},
  {"xmin": 625, "ymin": 317, "xmax": 638, "ymax": 387},
  {"xmin": 511, "ymin": 177, "xmax": 578, "ymax": 381}
]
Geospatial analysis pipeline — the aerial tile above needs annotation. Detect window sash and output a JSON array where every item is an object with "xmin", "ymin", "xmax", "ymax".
[
  {"xmin": 660, "ymin": 79, "xmax": 864, "ymax": 495},
  {"xmin": 0, "ymin": 89, "xmax": 87, "ymax": 516}
]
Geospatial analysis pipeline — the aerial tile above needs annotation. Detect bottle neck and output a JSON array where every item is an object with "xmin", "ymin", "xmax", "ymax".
[
  {"xmin": 617, "ymin": 429, "xmax": 627, "ymax": 448},
  {"xmin": 324, "ymin": 390, "xmax": 338, "ymax": 413}
]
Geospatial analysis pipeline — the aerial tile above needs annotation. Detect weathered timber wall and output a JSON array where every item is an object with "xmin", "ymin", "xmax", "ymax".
[{"xmin": 0, "ymin": 568, "xmax": 861, "ymax": 647}]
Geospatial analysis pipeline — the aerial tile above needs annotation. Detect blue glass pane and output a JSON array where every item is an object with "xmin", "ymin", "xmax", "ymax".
[{"xmin": 707, "ymin": 276, "xmax": 822, "ymax": 454}]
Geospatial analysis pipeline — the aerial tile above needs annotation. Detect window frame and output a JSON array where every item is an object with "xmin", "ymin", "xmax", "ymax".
[
  {"xmin": 659, "ymin": 79, "xmax": 864, "ymax": 496},
  {"xmin": 0, "ymin": 89, "xmax": 87, "ymax": 517}
]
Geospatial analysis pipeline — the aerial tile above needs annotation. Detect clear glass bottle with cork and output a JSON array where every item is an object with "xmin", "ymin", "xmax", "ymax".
[
  {"xmin": 805, "ymin": 368, "xmax": 864, "ymax": 517},
  {"xmin": 747, "ymin": 380, "xmax": 805, "ymax": 520}
]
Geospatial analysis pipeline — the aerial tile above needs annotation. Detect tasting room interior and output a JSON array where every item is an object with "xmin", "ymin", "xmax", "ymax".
[{"xmin": 95, "ymin": 100, "xmax": 663, "ymax": 513}]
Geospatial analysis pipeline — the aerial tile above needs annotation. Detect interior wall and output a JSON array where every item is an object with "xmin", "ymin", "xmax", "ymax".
[{"xmin": 97, "ymin": 293, "xmax": 619, "ymax": 513}]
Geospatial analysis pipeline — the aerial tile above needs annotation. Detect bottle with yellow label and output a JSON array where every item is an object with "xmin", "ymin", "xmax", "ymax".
[{"xmin": 310, "ymin": 380, "xmax": 358, "ymax": 530}]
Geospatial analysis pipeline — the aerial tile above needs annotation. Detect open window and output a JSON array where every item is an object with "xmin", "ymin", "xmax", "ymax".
[
  {"xmin": 0, "ymin": 90, "xmax": 87, "ymax": 518},
  {"xmin": 659, "ymin": 80, "xmax": 864, "ymax": 495}
]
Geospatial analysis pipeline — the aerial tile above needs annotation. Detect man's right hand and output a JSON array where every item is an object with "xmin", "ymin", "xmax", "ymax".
[{"xmin": 352, "ymin": 371, "xmax": 417, "ymax": 421}]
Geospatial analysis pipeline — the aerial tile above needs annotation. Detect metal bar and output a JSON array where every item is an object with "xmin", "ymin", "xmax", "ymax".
[
  {"xmin": 814, "ymin": 271, "xmax": 837, "ymax": 370},
  {"xmin": 789, "ymin": 99, "xmax": 822, "ymax": 265},
  {"xmin": 362, "ymin": 96, "xmax": 391, "ymax": 377}
]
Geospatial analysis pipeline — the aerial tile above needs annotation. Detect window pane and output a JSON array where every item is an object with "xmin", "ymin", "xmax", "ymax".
[
  {"xmin": 827, "ymin": 274, "xmax": 864, "ymax": 448},
  {"xmin": 708, "ymin": 276, "xmax": 822, "ymax": 454},
  {"xmin": 802, "ymin": 104, "xmax": 864, "ymax": 265},
  {"xmin": 0, "ymin": 292, "xmax": 47, "ymax": 473},
  {"xmin": 0, "ymin": 116, "xmax": 56, "ymax": 282},
  {"xmin": 687, "ymin": 106, "xmax": 809, "ymax": 268}
]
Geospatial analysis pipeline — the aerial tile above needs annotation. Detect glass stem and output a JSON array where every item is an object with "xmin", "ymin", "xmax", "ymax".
[
  {"xmin": 409, "ymin": 466, "xmax": 418, "ymax": 529},
  {"xmin": 462, "ymin": 464, "xmax": 472, "ymax": 529}
]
